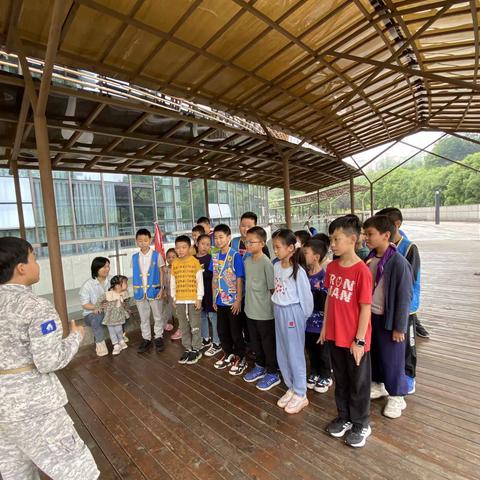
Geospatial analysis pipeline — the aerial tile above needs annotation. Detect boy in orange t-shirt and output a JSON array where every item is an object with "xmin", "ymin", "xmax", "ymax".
[{"xmin": 171, "ymin": 235, "xmax": 204, "ymax": 365}]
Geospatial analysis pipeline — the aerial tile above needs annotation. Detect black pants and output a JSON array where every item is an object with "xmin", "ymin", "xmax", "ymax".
[
  {"xmin": 247, "ymin": 317, "xmax": 277, "ymax": 373},
  {"xmin": 405, "ymin": 313, "xmax": 417, "ymax": 378},
  {"xmin": 217, "ymin": 305, "xmax": 246, "ymax": 358},
  {"xmin": 240, "ymin": 302, "xmax": 250, "ymax": 346},
  {"xmin": 305, "ymin": 332, "xmax": 332, "ymax": 378},
  {"xmin": 330, "ymin": 342, "xmax": 371, "ymax": 428}
]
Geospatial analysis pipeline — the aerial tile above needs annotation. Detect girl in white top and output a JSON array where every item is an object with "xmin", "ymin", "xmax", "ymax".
[{"xmin": 271, "ymin": 229, "xmax": 313, "ymax": 415}]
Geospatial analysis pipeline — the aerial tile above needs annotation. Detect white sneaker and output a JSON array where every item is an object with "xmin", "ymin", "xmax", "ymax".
[
  {"xmin": 284, "ymin": 394, "xmax": 309, "ymax": 414},
  {"xmin": 370, "ymin": 382, "xmax": 388, "ymax": 399},
  {"xmin": 112, "ymin": 343, "xmax": 122, "ymax": 356},
  {"xmin": 277, "ymin": 389, "xmax": 295, "ymax": 408},
  {"xmin": 119, "ymin": 340, "xmax": 128, "ymax": 350},
  {"xmin": 383, "ymin": 396, "xmax": 407, "ymax": 418},
  {"xmin": 95, "ymin": 341, "xmax": 108, "ymax": 357}
]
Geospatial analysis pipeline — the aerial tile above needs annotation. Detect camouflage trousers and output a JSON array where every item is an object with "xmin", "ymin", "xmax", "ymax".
[{"xmin": 0, "ymin": 407, "xmax": 99, "ymax": 480}]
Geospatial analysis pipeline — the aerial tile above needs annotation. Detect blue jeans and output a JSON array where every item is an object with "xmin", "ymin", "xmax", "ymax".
[
  {"xmin": 83, "ymin": 312, "xmax": 106, "ymax": 343},
  {"xmin": 200, "ymin": 310, "xmax": 219, "ymax": 345}
]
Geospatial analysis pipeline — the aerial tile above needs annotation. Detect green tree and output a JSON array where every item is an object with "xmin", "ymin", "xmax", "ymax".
[{"xmin": 423, "ymin": 134, "xmax": 480, "ymax": 168}]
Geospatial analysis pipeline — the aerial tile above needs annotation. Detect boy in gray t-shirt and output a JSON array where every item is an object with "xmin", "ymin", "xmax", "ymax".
[{"xmin": 243, "ymin": 227, "xmax": 281, "ymax": 391}]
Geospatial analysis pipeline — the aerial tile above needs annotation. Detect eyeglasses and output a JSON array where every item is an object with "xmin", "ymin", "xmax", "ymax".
[{"xmin": 244, "ymin": 240, "xmax": 262, "ymax": 246}]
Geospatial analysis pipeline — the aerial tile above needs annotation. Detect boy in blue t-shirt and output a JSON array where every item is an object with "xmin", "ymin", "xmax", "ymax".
[{"xmin": 209, "ymin": 224, "xmax": 246, "ymax": 375}]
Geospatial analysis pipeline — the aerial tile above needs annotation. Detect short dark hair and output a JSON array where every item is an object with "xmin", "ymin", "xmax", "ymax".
[
  {"xmin": 196, "ymin": 216, "xmax": 210, "ymax": 225},
  {"xmin": 175, "ymin": 235, "xmax": 191, "ymax": 246},
  {"xmin": 109, "ymin": 275, "xmax": 128, "ymax": 291},
  {"xmin": 241, "ymin": 211, "xmax": 257, "ymax": 224},
  {"xmin": 214, "ymin": 224, "xmax": 231, "ymax": 236},
  {"xmin": 192, "ymin": 225, "xmax": 206, "ymax": 234},
  {"xmin": 197, "ymin": 233, "xmax": 211, "ymax": 244},
  {"xmin": 136, "ymin": 228, "xmax": 151, "ymax": 238},
  {"xmin": 91, "ymin": 257, "xmax": 110, "ymax": 279},
  {"xmin": 312, "ymin": 232, "xmax": 330, "ymax": 247},
  {"xmin": 294, "ymin": 230, "xmax": 311, "ymax": 246},
  {"xmin": 166, "ymin": 247, "xmax": 177, "ymax": 256},
  {"xmin": 0, "ymin": 237, "xmax": 33, "ymax": 284},
  {"xmin": 376, "ymin": 207, "xmax": 403, "ymax": 223},
  {"xmin": 328, "ymin": 215, "xmax": 361, "ymax": 239},
  {"xmin": 247, "ymin": 226, "xmax": 267, "ymax": 242},
  {"xmin": 304, "ymin": 238, "xmax": 328, "ymax": 262},
  {"xmin": 363, "ymin": 215, "xmax": 395, "ymax": 240}
]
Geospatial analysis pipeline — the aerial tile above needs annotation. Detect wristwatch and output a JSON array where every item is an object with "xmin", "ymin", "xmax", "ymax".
[{"xmin": 354, "ymin": 337, "xmax": 366, "ymax": 347}]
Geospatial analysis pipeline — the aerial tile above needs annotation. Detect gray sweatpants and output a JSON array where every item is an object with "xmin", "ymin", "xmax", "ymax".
[
  {"xmin": 135, "ymin": 298, "xmax": 164, "ymax": 340},
  {"xmin": 176, "ymin": 303, "xmax": 202, "ymax": 351},
  {"xmin": 0, "ymin": 407, "xmax": 99, "ymax": 480}
]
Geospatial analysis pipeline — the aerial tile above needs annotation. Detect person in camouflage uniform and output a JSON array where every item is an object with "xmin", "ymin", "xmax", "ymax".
[{"xmin": 0, "ymin": 237, "xmax": 99, "ymax": 480}]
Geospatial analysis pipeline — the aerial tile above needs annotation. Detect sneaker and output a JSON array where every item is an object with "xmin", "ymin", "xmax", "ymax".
[
  {"xmin": 383, "ymin": 396, "xmax": 407, "ymax": 419},
  {"xmin": 326, "ymin": 417, "xmax": 353, "ymax": 438},
  {"xmin": 314, "ymin": 377, "xmax": 333, "ymax": 394},
  {"xmin": 164, "ymin": 323, "xmax": 174, "ymax": 332},
  {"xmin": 186, "ymin": 350, "xmax": 202, "ymax": 365},
  {"xmin": 112, "ymin": 343, "xmax": 122, "ymax": 356},
  {"xmin": 345, "ymin": 424, "xmax": 372, "ymax": 448},
  {"xmin": 244, "ymin": 364, "xmax": 266, "ymax": 383},
  {"xmin": 284, "ymin": 394, "xmax": 309, "ymax": 414},
  {"xmin": 229, "ymin": 356, "xmax": 247, "ymax": 376},
  {"xmin": 123, "ymin": 333, "xmax": 129, "ymax": 343},
  {"xmin": 201, "ymin": 338, "xmax": 212, "ymax": 350},
  {"xmin": 416, "ymin": 323, "xmax": 430, "ymax": 338},
  {"xmin": 406, "ymin": 376, "xmax": 416, "ymax": 395},
  {"xmin": 170, "ymin": 329, "xmax": 182, "ymax": 340},
  {"xmin": 307, "ymin": 374, "xmax": 318, "ymax": 390},
  {"xmin": 370, "ymin": 382, "xmax": 388, "ymax": 399},
  {"xmin": 178, "ymin": 350, "xmax": 190, "ymax": 364},
  {"xmin": 137, "ymin": 339, "xmax": 152, "ymax": 354},
  {"xmin": 256, "ymin": 373, "xmax": 281, "ymax": 391},
  {"xmin": 277, "ymin": 389, "xmax": 295, "ymax": 408},
  {"xmin": 214, "ymin": 353, "xmax": 234, "ymax": 370},
  {"xmin": 204, "ymin": 343, "xmax": 222, "ymax": 357},
  {"xmin": 95, "ymin": 340, "xmax": 108, "ymax": 357},
  {"xmin": 119, "ymin": 340, "xmax": 128, "ymax": 350},
  {"xmin": 154, "ymin": 337, "xmax": 165, "ymax": 352}
]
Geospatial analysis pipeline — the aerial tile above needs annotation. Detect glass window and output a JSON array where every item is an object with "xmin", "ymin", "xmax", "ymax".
[
  {"xmin": 104, "ymin": 183, "xmax": 133, "ymax": 237},
  {"xmin": 156, "ymin": 185, "xmax": 174, "ymax": 203},
  {"xmin": 72, "ymin": 172, "xmax": 101, "ymax": 181},
  {"xmin": 103, "ymin": 173, "xmax": 128, "ymax": 183}
]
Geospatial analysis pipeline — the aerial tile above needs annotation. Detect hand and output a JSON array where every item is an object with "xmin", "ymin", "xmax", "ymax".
[
  {"xmin": 231, "ymin": 299, "xmax": 241, "ymax": 315},
  {"xmin": 350, "ymin": 341, "xmax": 365, "ymax": 366},
  {"xmin": 94, "ymin": 309, "xmax": 101, "ymax": 314},
  {"xmin": 195, "ymin": 299, "xmax": 202, "ymax": 310},
  {"xmin": 392, "ymin": 330, "xmax": 405, "ymax": 342},
  {"xmin": 213, "ymin": 303, "xmax": 217, "ymax": 312},
  {"xmin": 317, "ymin": 328, "xmax": 326, "ymax": 345},
  {"xmin": 70, "ymin": 320, "xmax": 85, "ymax": 338}
]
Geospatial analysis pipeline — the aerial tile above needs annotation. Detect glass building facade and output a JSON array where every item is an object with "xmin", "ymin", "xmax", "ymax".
[{"xmin": 0, "ymin": 169, "xmax": 269, "ymax": 256}]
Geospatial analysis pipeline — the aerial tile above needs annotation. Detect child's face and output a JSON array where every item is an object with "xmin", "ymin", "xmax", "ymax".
[
  {"xmin": 175, "ymin": 241, "xmax": 190, "ymax": 258},
  {"xmin": 295, "ymin": 235, "xmax": 304, "ymax": 247},
  {"xmin": 303, "ymin": 246, "xmax": 319, "ymax": 267},
  {"xmin": 192, "ymin": 230, "xmax": 202, "ymax": 243},
  {"xmin": 19, "ymin": 250, "xmax": 40, "ymax": 285},
  {"xmin": 245, "ymin": 233, "xmax": 264, "ymax": 255},
  {"xmin": 214, "ymin": 231, "xmax": 230, "ymax": 250},
  {"xmin": 166, "ymin": 251, "xmax": 177, "ymax": 265},
  {"xmin": 365, "ymin": 227, "xmax": 390, "ymax": 250},
  {"xmin": 136, "ymin": 234, "xmax": 151, "ymax": 252},
  {"xmin": 329, "ymin": 228, "xmax": 356, "ymax": 257},
  {"xmin": 273, "ymin": 238, "xmax": 295, "ymax": 261},
  {"xmin": 197, "ymin": 236, "xmax": 211, "ymax": 255},
  {"xmin": 239, "ymin": 218, "xmax": 256, "ymax": 238}
]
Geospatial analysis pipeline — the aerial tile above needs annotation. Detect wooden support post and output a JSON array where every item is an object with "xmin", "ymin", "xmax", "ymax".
[
  {"xmin": 203, "ymin": 178, "xmax": 210, "ymax": 218},
  {"xmin": 11, "ymin": 158, "xmax": 26, "ymax": 239},
  {"xmin": 370, "ymin": 182, "xmax": 374, "ymax": 217},
  {"xmin": 349, "ymin": 174, "xmax": 355, "ymax": 214},
  {"xmin": 283, "ymin": 156, "xmax": 292, "ymax": 229}
]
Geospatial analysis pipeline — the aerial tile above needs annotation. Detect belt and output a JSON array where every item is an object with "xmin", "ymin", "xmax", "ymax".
[{"xmin": 0, "ymin": 364, "xmax": 36, "ymax": 375}]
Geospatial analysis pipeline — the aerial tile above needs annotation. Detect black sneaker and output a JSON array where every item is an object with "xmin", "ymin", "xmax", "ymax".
[
  {"xmin": 178, "ymin": 351, "xmax": 190, "ymax": 364},
  {"xmin": 201, "ymin": 338, "xmax": 212, "ymax": 350},
  {"xmin": 307, "ymin": 374, "xmax": 318, "ymax": 390},
  {"xmin": 326, "ymin": 417, "xmax": 353, "ymax": 438},
  {"xmin": 154, "ymin": 337, "xmax": 165, "ymax": 352},
  {"xmin": 186, "ymin": 350, "xmax": 202, "ymax": 365},
  {"xmin": 229, "ymin": 356, "xmax": 247, "ymax": 376},
  {"xmin": 137, "ymin": 339, "xmax": 152, "ymax": 353},
  {"xmin": 345, "ymin": 424, "xmax": 372, "ymax": 448},
  {"xmin": 214, "ymin": 353, "xmax": 234, "ymax": 370},
  {"xmin": 416, "ymin": 323, "xmax": 430, "ymax": 338}
]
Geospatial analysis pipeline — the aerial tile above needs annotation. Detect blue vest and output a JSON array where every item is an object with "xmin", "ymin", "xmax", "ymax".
[
  {"xmin": 396, "ymin": 236, "xmax": 420, "ymax": 313},
  {"xmin": 231, "ymin": 236, "xmax": 251, "ymax": 260},
  {"xmin": 132, "ymin": 251, "xmax": 161, "ymax": 300},
  {"xmin": 212, "ymin": 248, "xmax": 238, "ymax": 306}
]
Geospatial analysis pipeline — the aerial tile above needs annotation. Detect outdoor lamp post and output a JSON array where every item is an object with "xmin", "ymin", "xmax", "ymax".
[{"xmin": 435, "ymin": 190, "xmax": 441, "ymax": 225}]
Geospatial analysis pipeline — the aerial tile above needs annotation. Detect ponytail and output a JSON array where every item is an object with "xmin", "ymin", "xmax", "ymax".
[
  {"xmin": 272, "ymin": 228, "xmax": 307, "ymax": 280},
  {"xmin": 109, "ymin": 275, "xmax": 128, "ymax": 291}
]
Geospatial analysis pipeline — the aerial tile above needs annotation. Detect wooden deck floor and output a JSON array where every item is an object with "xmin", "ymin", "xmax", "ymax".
[{"xmin": 58, "ymin": 223, "xmax": 480, "ymax": 480}]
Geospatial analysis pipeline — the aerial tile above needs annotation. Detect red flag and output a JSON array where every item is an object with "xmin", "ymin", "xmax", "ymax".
[{"xmin": 154, "ymin": 223, "xmax": 166, "ymax": 262}]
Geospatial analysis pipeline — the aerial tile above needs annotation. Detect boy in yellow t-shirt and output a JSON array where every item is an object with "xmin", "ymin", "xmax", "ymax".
[{"xmin": 171, "ymin": 235, "xmax": 204, "ymax": 365}]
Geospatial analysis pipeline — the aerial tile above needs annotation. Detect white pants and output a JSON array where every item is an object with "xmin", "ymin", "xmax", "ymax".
[{"xmin": 136, "ymin": 298, "xmax": 164, "ymax": 340}]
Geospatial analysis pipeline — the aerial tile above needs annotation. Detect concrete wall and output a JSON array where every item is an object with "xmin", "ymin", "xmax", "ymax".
[{"xmin": 401, "ymin": 204, "xmax": 480, "ymax": 222}]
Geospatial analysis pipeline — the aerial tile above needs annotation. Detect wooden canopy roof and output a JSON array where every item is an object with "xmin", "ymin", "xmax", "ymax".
[{"xmin": 0, "ymin": 0, "xmax": 479, "ymax": 190}]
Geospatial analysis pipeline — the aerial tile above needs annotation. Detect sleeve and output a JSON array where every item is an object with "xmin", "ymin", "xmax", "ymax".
[
  {"xmin": 265, "ymin": 257, "xmax": 275, "ymax": 290},
  {"xmin": 157, "ymin": 254, "xmax": 165, "ymax": 268},
  {"xmin": 196, "ymin": 269, "xmax": 204, "ymax": 300},
  {"xmin": 394, "ymin": 259, "xmax": 413, "ymax": 333},
  {"xmin": 28, "ymin": 299, "xmax": 81, "ymax": 374},
  {"xmin": 297, "ymin": 268, "xmax": 314, "ymax": 318},
  {"xmin": 170, "ymin": 269, "xmax": 176, "ymax": 301},
  {"xmin": 324, "ymin": 265, "xmax": 331, "ymax": 289},
  {"xmin": 233, "ymin": 253, "xmax": 245, "ymax": 278},
  {"xmin": 405, "ymin": 243, "xmax": 420, "ymax": 282},
  {"xmin": 357, "ymin": 266, "xmax": 373, "ymax": 305},
  {"xmin": 79, "ymin": 280, "xmax": 91, "ymax": 306}
]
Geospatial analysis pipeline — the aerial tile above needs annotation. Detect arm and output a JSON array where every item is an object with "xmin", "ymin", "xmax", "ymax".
[
  {"xmin": 350, "ymin": 303, "xmax": 371, "ymax": 366},
  {"xmin": 297, "ymin": 269, "xmax": 314, "ymax": 319},
  {"xmin": 405, "ymin": 244, "xmax": 420, "ymax": 282},
  {"xmin": 79, "ymin": 282, "xmax": 99, "ymax": 313},
  {"xmin": 231, "ymin": 277, "xmax": 242, "ymax": 314},
  {"xmin": 170, "ymin": 273, "xmax": 177, "ymax": 307},
  {"xmin": 195, "ymin": 269, "xmax": 204, "ymax": 310},
  {"xmin": 393, "ymin": 259, "xmax": 413, "ymax": 338},
  {"xmin": 157, "ymin": 255, "xmax": 165, "ymax": 299},
  {"xmin": 318, "ymin": 296, "xmax": 329, "ymax": 344}
]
